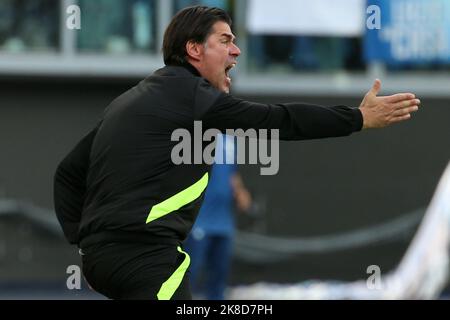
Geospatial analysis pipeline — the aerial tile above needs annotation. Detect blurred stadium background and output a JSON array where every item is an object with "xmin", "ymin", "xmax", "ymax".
[{"xmin": 0, "ymin": 0, "xmax": 449, "ymax": 299}]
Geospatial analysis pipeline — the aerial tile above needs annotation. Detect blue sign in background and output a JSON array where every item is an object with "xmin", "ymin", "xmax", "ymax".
[{"xmin": 364, "ymin": 0, "xmax": 450, "ymax": 66}]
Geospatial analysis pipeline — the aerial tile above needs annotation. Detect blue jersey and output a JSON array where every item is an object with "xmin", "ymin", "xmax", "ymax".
[{"xmin": 193, "ymin": 135, "xmax": 236, "ymax": 235}]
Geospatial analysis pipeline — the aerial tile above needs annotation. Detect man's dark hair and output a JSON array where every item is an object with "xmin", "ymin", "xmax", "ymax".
[{"xmin": 163, "ymin": 6, "xmax": 232, "ymax": 66}]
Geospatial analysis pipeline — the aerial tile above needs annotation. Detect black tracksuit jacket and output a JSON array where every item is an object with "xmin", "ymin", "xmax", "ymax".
[{"xmin": 53, "ymin": 63, "xmax": 363, "ymax": 248}]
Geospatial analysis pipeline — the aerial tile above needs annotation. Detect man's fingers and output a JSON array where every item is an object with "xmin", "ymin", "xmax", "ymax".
[
  {"xmin": 393, "ymin": 99, "xmax": 421, "ymax": 109},
  {"xmin": 369, "ymin": 79, "xmax": 382, "ymax": 96},
  {"xmin": 386, "ymin": 93, "xmax": 416, "ymax": 103},
  {"xmin": 391, "ymin": 114, "xmax": 412, "ymax": 123},
  {"xmin": 392, "ymin": 106, "xmax": 419, "ymax": 117},
  {"xmin": 386, "ymin": 97, "xmax": 420, "ymax": 124}
]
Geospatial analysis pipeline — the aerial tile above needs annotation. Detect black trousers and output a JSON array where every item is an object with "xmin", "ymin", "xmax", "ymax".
[{"xmin": 81, "ymin": 242, "xmax": 191, "ymax": 300}]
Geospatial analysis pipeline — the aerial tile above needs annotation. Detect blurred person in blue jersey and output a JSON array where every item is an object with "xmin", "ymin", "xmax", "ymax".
[{"xmin": 184, "ymin": 134, "xmax": 252, "ymax": 300}]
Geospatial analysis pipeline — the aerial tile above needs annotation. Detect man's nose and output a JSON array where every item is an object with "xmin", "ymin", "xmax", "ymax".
[{"xmin": 230, "ymin": 42, "xmax": 241, "ymax": 57}]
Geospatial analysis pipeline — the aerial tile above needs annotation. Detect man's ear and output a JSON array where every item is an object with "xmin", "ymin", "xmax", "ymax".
[{"xmin": 186, "ymin": 40, "xmax": 203, "ymax": 62}]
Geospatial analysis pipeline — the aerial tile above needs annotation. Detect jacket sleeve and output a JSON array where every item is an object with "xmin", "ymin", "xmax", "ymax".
[
  {"xmin": 53, "ymin": 125, "xmax": 99, "ymax": 244},
  {"xmin": 195, "ymin": 80, "xmax": 363, "ymax": 140}
]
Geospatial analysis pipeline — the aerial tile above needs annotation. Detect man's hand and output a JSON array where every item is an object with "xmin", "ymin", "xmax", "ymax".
[{"xmin": 359, "ymin": 79, "xmax": 421, "ymax": 129}]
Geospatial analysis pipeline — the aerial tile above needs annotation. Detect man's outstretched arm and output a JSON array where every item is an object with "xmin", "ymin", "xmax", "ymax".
[
  {"xmin": 198, "ymin": 78, "xmax": 420, "ymax": 140},
  {"xmin": 359, "ymin": 79, "xmax": 421, "ymax": 129}
]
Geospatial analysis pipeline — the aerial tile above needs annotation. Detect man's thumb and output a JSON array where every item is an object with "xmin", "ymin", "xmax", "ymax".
[{"xmin": 370, "ymin": 79, "xmax": 381, "ymax": 96}]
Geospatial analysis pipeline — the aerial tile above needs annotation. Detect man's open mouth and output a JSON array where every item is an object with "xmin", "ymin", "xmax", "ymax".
[{"xmin": 225, "ymin": 63, "xmax": 236, "ymax": 79}]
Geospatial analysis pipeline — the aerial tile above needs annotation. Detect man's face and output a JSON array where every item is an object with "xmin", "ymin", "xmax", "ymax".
[{"xmin": 193, "ymin": 21, "xmax": 241, "ymax": 93}]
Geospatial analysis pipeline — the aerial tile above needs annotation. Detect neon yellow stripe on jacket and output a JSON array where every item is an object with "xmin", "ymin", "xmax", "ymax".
[
  {"xmin": 146, "ymin": 173, "xmax": 209, "ymax": 224},
  {"xmin": 157, "ymin": 246, "xmax": 190, "ymax": 300}
]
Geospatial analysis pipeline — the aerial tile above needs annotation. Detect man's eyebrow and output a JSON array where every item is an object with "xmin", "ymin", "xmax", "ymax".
[{"xmin": 220, "ymin": 33, "xmax": 236, "ymax": 41}]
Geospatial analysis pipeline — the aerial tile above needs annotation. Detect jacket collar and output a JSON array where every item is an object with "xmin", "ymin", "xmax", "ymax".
[{"xmin": 154, "ymin": 62, "xmax": 201, "ymax": 78}]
